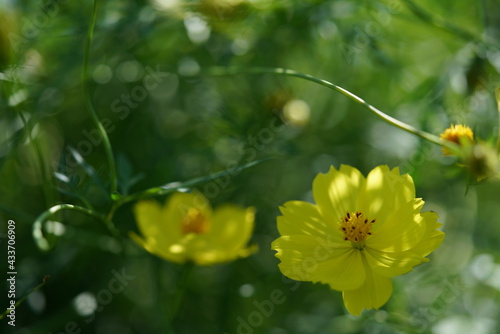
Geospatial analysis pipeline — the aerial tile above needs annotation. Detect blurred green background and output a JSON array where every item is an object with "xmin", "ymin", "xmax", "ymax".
[{"xmin": 1, "ymin": 0, "xmax": 500, "ymax": 333}]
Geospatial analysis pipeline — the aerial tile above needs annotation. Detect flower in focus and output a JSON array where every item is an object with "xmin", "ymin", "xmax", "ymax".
[
  {"xmin": 271, "ymin": 165, "xmax": 444, "ymax": 315},
  {"xmin": 131, "ymin": 191, "xmax": 256, "ymax": 266},
  {"xmin": 440, "ymin": 124, "xmax": 474, "ymax": 155}
]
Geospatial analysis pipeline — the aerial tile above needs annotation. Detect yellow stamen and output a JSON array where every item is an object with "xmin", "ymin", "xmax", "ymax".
[
  {"xmin": 181, "ymin": 208, "xmax": 210, "ymax": 234},
  {"xmin": 338, "ymin": 211, "xmax": 375, "ymax": 250}
]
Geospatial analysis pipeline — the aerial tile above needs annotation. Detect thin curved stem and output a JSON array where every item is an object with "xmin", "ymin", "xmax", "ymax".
[
  {"xmin": 33, "ymin": 204, "xmax": 119, "ymax": 250},
  {"xmin": 82, "ymin": 0, "xmax": 118, "ymax": 194},
  {"xmin": 36, "ymin": 203, "xmax": 106, "ymax": 223},
  {"xmin": 198, "ymin": 67, "xmax": 448, "ymax": 147},
  {"xmin": 3, "ymin": 75, "xmax": 55, "ymax": 207},
  {"xmin": 118, "ymin": 157, "xmax": 271, "ymax": 206},
  {"xmin": 16, "ymin": 109, "xmax": 55, "ymax": 208},
  {"xmin": 0, "ymin": 275, "xmax": 50, "ymax": 320}
]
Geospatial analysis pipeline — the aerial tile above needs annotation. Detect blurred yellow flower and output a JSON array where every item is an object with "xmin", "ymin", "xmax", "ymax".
[
  {"xmin": 271, "ymin": 165, "xmax": 444, "ymax": 315},
  {"xmin": 131, "ymin": 191, "xmax": 256, "ymax": 266},
  {"xmin": 440, "ymin": 124, "xmax": 474, "ymax": 155}
]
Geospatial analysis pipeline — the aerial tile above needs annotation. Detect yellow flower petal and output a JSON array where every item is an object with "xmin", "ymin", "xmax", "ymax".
[
  {"xmin": 129, "ymin": 231, "xmax": 186, "ymax": 264},
  {"xmin": 367, "ymin": 199, "xmax": 426, "ymax": 252},
  {"xmin": 273, "ymin": 235, "xmax": 330, "ymax": 282},
  {"xmin": 313, "ymin": 165, "xmax": 365, "ymax": 223},
  {"xmin": 405, "ymin": 212, "xmax": 444, "ymax": 257},
  {"xmin": 272, "ymin": 235, "xmax": 361, "ymax": 290},
  {"xmin": 129, "ymin": 231, "xmax": 148, "ymax": 249},
  {"xmin": 209, "ymin": 205, "xmax": 255, "ymax": 250},
  {"xmin": 133, "ymin": 200, "xmax": 175, "ymax": 246},
  {"xmin": 190, "ymin": 205, "xmax": 256, "ymax": 265},
  {"xmin": 364, "ymin": 247, "xmax": 424, "ymax": 277},
  {"xmin": 313, "ymin": 249, "xmax": 366, "ymax": 291},
  {"xmin": 133, "ymin": 200, "xmax": 163, "ymax": 238},
  {"xmin": 179, "ymin": 235, "xmax": 212, "ymax": 265},
  {"xmin": 342, "ymin": 265, "xmax": 393, "ymax": 315},
  {"xmin": 358, "ymin": 166, "xmax": 415, "ymax": 223},
  {"xmin": 278, "ymin": 201, "xmax": 342, "ymax": 240}
]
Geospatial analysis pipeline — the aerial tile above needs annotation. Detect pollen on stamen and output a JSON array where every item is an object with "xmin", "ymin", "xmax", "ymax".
[
  {"xmin": 338, "ymin": 211, "xmax": 376, "ymax": 249},
  {"xmin": 181, "ymin": 208, "xmax": 210, "ymax": 234}
]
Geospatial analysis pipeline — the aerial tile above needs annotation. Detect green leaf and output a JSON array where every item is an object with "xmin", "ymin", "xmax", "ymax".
[
  {"xmin": 67, "ymin": 147, "xmax": 108, "ymax": 195},
  {"xmin": 116, "ymin": 153, "xmax": 145, "ymax": 196},
  {"xmin": 0, "ymin": 126, "xmax": 25, "ymax": 171}
]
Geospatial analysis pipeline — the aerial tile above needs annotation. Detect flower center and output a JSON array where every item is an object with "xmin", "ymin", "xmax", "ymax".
[
  {"xmin": 338, "ymin": 211, "xmax": 375, "ymax": 250},
  {"xmin": 181, "ymin": 208, "xmax": 210, "ymax": 234}
]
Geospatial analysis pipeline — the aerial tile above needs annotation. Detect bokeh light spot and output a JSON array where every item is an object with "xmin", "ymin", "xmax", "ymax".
[
  {"xmin": 73, "ymin": 292, "xmax": 97, "ymax": 317},
  {"xmin": 93, "ymin": 64, "xmax": 112, "ymax": 84}
]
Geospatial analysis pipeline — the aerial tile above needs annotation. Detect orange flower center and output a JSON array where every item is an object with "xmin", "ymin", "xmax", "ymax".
[
  {"xmin": 181, "ymin": 208, "xmax": 210, "ymax": 234},
  {"xmin": 338, "ymin": 211, "xmax": 375, "ymax": 250},
  {"xmin": 440, "ymin": 124, "xmax": 474, "ymax": 156}
]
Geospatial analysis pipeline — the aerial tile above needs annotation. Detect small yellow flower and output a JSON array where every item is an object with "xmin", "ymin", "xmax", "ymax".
[
  {"xmin": 271, "ymin": 165, "xmax": 444, "ymax": 315},
  {"xmin": 440, "ymin": 124, "xmax": 474, "ymax": 155},
  {"xmin": 131, "ymin": 191, "xmax": 256, "ymax": 266}
]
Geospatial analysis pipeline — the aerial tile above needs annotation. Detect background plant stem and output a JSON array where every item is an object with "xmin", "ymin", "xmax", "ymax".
[
  {"xmin": 33, "ymin": 204, "xmax": 119, "ymax": 251},
  {"xmin": 200, "ymin": 67, "xmax": 451, "ymax": 148},
  {"xmin": 168, "ymin": 262, "xmax": 195, "ymax": 331},
  {"xmin": 81, "ymin": 0, "xmax": 118, "ymax": 195}
]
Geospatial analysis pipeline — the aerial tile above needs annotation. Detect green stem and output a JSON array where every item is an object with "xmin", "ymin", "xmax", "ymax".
[
  {"xmin": 4, "ymin": 75, "xmax": 55, "ymax": 208},
  {"xmin": 118, "ymin": 157, "xmax": 271, "ymax": 205},
  {"xmin": 105, "ymin": 202, "xmax": 119, "ymax": 222},
  {"xmin": 77, "ymin": 193, "xmax": 95, "ymax": 211},
  {"xmin": 33, "ymin": 204, "xmax": 119, "ymax": 250},
  {"xmin": 495, "ymin": 88, "xmax": 500, "ymax": 152},
  {"xmin": 37, "ymin": 203, "xmax": 106, "ymax": 223},
  {"xmin": 99, "ymin": 159, "xmax": 269, "ymax": 231},
  {"xmin": 0, "ymin": 276, "xmax": 50, "ymax": 320},
  {"xmin": 168, "ymin": 262, "xmax": 195, "ymax": 328},
  {"xmin": 155, "ymin": 258, "xmax": 169, "ymax": 331},
  {"xmin": 199, "ymin": 67, "xmax": 448, "ymax": 147},
  {"xmin": 479, "ymin": 0, "xmax": 488, "ymax": 42},
  {"xmin": 16, "ymin": 110, "xmax": 55, "ymax": 207},
  {"xmin": 82, "ymin": 0, "xmax": 118, "ymax": 195},
  {"xmin": 401, "ymin": 0, "xmax": 482, "ymax": 44}
]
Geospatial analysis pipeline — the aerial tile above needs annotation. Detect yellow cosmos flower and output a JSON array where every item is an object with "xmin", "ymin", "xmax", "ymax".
[
  {"xmin": 440, "ymin": 124, "xmax": 474, "ymax": 155},
  {"xmin": 131, "ymin": 191, "xmax": 256, "ymax": 266},
  {"xmin": 271, "ymin": 165, "xmax": 444, "ymax": 315}
]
